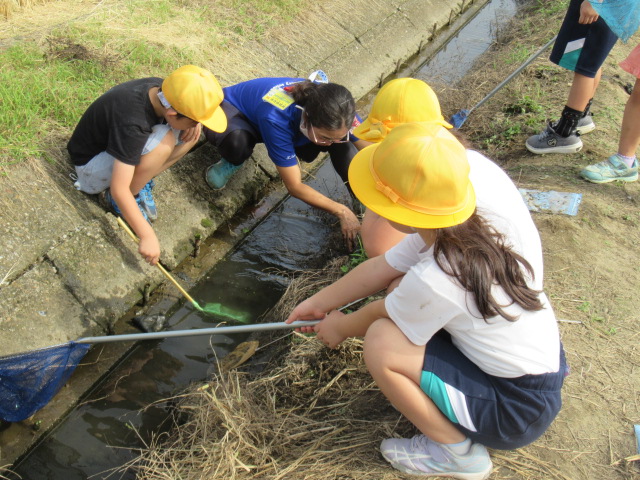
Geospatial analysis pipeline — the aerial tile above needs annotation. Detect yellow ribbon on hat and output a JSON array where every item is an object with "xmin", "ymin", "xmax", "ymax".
[{"xmin": 360, "ymin": 118, "xmax": 452, "ymax": 141}]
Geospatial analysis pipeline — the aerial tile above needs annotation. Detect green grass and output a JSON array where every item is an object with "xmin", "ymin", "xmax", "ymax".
[
  {"xmin": 0, "ymin": 0, "xmax": 307, "ymax": 167},
  {"xmin": 531, "ymin": 0, "xmax": 570, "ymax": 17}
]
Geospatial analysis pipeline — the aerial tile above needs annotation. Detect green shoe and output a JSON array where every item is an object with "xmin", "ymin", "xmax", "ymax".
[
  {"xmin": 580, "ymin": 155, "xmax": 638, "ymax": 184},
  {"xmin": 205, "ymin": 159, "xmax": 242, "ymax": 190}
]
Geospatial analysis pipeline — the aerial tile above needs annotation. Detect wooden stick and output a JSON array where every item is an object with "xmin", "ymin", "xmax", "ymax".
[{"xmin": 116, "ymin": 217, "xmax": 201, "ymax": 308}]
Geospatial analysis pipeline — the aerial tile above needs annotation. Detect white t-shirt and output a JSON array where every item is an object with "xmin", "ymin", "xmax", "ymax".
[{"xmin": 384, "ymin": 151, "xmax": 560, "ymax": 378}]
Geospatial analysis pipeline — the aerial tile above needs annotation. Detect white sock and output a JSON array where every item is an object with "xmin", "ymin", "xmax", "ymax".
[
  {"xmin": 444, "ymin": 437, "xmax": 472, "ymax": 455},
  {"xmin": 616, "ymin": 153, "xmax": 637, "ymax": 168}
]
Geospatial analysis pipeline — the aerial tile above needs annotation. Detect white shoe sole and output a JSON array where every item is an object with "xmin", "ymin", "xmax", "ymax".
[
  {"xmin": 580, "ymin": 174, "xmax": 638, "ymax": 184},
  {"xmin": 525, "ymin": 140, "xmax": 583, "ymax": 155},
  {"xmin": 576, "ymin": 122, "xmax": 595, "ymax": 135},
  {"xmin": 384, "ymin": 458, "xmax": 493, "ymax": 480}
]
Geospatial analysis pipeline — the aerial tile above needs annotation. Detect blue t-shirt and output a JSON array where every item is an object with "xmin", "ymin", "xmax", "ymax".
[{"xmin": 223, "ymin": 77, "xmax": 359, "ymax": 168}]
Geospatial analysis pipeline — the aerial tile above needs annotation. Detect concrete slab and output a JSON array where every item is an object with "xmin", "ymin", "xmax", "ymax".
[
  {"xmin": 0, "ymin": 262, "xmax": 91, "ymax": 356},
  {"xmin": 0, "ymin": 159, "xmax": 100, "ymax": 284}
]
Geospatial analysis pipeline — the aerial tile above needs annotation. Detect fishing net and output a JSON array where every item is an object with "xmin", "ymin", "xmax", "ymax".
[
  {"xmin": 0, "ymin": 342, "xmax": 90, "ymax": 422},
  {"xmin": 589, "ymin": 0, "xmax": 640, "ymax": 42}
]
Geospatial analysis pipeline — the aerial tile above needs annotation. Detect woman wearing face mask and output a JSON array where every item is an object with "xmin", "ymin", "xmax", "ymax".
[{"xmin": 202, "ymin": 72, "xmax": 370, "ymax": 250}]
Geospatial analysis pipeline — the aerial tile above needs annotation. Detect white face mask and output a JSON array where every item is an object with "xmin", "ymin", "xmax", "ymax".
[{"xmin": 296, "ymin": 105, "xmax": 312, "ymax": 140}]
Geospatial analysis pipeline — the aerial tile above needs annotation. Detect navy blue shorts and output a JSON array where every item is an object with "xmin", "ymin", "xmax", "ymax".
[
  {"xmin": 549, "ymin": 0, "xmax": 618, "ymax": 77},
  {"xmin": 420, "ymin": 332, "xmax": 567, "ymax": 450}
]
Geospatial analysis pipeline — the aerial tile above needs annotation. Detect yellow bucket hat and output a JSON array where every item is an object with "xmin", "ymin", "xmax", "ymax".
[
  {"xmin": 348, "ymin": 122, "xmax": 475, "ymax": 229},
  {"xmin": 353, "ymin": 78, "xmax": 452, "ymax": 142},
  {"xmin": 162, "ymin": 65, "xmax": 227, "ymax": 132}
]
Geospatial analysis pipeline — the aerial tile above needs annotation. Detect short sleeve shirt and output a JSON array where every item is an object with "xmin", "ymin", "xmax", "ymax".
[
  {"xmin": 384, "ymin": 151, "xmax": 560, "ymax": 378},
  {"xmin": 67, "ymin": 78, "xmax": 162, "ymax": 166},
  {"xmin": 223, "ymin": 77, "xmax": 360, "ymax": 168}
]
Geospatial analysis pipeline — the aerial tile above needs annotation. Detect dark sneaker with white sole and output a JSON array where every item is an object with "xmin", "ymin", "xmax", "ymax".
[
  {"xmin": 575, "ymin": 113, "xmax": 595, "ymax": 135},
  {"xmin": 525, "ymin": 123, "xmax": 583, "ymax": 154}
]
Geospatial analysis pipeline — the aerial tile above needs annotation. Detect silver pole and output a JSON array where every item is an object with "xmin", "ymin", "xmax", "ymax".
[{"xmin": 76, "ymin": 320, "xmax": 321, "ymax": 344}]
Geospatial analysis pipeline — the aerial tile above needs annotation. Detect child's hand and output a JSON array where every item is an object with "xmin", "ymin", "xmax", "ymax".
[
  {"xmin": 180, "ymin": 123, "xmax": 202, "ymax": 143},
  {"xmin": 138, "ymin": 233, "xmax": 161, "ymax": 265},
  {"xmin": 286, "ymin": 299, "xmax": 326, "ymax": 332},
  {"xmin": 314, "ymin": 310, "xmax": 347, "ymax": 348},
  {"xmin": 579, "ymin": 1, "xmax": 599, "ymax": 24},
  {"xmin": 336, "ymin": 208, "xmax": 361, "ymax": 252}
]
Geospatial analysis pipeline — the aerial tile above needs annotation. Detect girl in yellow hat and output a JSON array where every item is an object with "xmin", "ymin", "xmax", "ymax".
[
  {"xmin": 287, "ymin": 123, "xmax": 566, "ymax": 479},
  {"xmin": 352, "ymin": 78, "xmax": 454, "ymax": 257}
]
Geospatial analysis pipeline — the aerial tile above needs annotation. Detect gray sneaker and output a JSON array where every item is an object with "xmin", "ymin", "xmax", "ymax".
[
  {"xmin": 380, "ymin": 434, "xmax": 493, "ymax": 479},
  {"xmin": 576, "ymin": 113, "xmax": 595, "ymax": 135},
  {"xmin": 525, "ymin": 123, "xmax": 583, "ymax": 154},
  {"xmin": 580, "ymin": 155, "xmax": 638, "ymax": 183}
]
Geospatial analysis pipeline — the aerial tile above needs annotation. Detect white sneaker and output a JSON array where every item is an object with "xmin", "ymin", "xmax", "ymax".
[{"xmin": 380, "ymin": 434, "xmax": 493, "ymax": 479}]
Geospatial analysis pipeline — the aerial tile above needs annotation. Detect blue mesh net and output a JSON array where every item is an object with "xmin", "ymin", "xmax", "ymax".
[
  {"xmin": 589, "ymin": 0, "xmax": 640, "ymax": 42},
  {"xmin": 0, "ymin": 342, "xmax": 91, "ymax": 422}
]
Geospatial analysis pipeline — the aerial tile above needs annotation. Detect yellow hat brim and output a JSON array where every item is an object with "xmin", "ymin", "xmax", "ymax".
[
  {"xmin": 348, "ymin": 143, "xmax": 476, "ymax": 229},
  {"xmin": 199, "ymin": 105, "xmax": 228, "ymax": 133}
]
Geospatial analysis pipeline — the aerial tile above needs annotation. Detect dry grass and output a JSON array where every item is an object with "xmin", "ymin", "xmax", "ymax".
[
  {"xmin": 122, "ymin": 258, "xmax": 409, "ymax": 479},
  {"xmin": 124, "ymin": 257, "xmax": 640, "ymax": 480},
  {"xmin": 0, "ymin": 0, "xmax": 48, "ymax": 19}
]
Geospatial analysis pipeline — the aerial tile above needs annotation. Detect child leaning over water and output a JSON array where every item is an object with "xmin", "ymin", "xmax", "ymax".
[
  {"xmin": 68, "ymin": 65, "xmax": 226, "ymax": 266},
  {"xmin": 286, "ymin": 123, "xmax": 566, "ymax": 479}
]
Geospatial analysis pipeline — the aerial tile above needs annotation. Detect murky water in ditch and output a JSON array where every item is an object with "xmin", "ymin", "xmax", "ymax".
[
  {"xmin": 416, "ymin": 0, "xmax": 520, "ymax": 86},
  {"xmin": 10, "ymin": 163, "xmax": 348, "ymax": 480},
  {"xmin": 11, "ymin": 0, "xmax": 523, "ymax": 477}
]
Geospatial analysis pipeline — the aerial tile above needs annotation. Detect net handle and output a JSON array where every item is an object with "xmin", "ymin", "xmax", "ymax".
[{"xmin": 76, "ymin": 320, "xmax": 321, "ymax": 344}]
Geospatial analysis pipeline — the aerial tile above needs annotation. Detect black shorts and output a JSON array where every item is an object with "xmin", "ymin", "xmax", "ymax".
[
  {"xmin": 421, "ymin": 332, "xmax": 567, "ymax": 450},
  {"xmin": 549, "ymin": 0, "xmax": 618, "ymax": 77}
]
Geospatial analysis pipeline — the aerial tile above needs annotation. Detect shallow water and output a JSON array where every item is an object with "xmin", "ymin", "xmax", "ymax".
[
  {"xmin": 10, "ymin": 163, "xmax": 349, "ymax": 480},
  {"xmin": 416, "ymin": 0, "xmax": 520, "ymax": 86}
]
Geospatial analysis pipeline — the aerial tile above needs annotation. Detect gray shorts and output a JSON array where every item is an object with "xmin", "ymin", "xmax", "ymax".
[{"xmin": 73, "ymin": 124, "xmax": 181, "ymax": 194}]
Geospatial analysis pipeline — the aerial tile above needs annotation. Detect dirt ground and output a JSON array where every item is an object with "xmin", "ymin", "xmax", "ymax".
[{"xmin": 125, "ymin": 3, "xmax": 640, "ymax": 480}]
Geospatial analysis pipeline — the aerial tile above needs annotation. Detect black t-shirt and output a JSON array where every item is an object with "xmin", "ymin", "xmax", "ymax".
[{"xmin": 67, "ymin": 77, "xmax": 163, "ymax": 166}]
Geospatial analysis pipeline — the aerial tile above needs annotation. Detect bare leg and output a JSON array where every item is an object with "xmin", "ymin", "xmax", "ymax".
[
  {"xmin": 566, "ymin": 70, "xmax": 601, "ymax": 111},
  {"xmin": 364, "ymin": 318, "xmax": 466, "ymax": 444},
  {"xmin": 130, "ymin": 131, "xmax": 198, "ymax": 194},
  {"xmin": 618, "ymin": 78, "xmax": 640, "ymax": 157},
  {"xmin": 360, "ymin": 209, "xmax": 407, "ymax": 258}
]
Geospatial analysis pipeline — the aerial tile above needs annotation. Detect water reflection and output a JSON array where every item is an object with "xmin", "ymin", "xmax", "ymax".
[{"xmin": 417, "ymin": 0, "xmax": 519, "ymax": 86}]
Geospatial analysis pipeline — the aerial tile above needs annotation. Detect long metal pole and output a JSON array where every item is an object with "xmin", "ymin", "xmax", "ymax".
[{"xmin": 76, "ymin": 320, "xmax": 321, "ymax": 344}]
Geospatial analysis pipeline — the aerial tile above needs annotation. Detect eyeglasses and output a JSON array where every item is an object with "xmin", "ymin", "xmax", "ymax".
[{"xmin": 308, "ymin": 123, "xmax": 352, "ymax": 144}]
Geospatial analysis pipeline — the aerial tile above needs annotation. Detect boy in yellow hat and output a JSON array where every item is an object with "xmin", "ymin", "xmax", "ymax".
[
  {"xmin": 287, "ymin": 123, "xmax": 566, "ymax": 479},
  {"xmin": 68, "ymin": 65, "xmax": 226, "ymax": 265},
  {"xmin": 352, "ymin": 78, "xmax": 453, "ymax": 257}
]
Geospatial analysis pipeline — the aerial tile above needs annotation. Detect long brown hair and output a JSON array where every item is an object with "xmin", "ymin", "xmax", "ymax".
[{"xmin": 433, "ymin": 212, "xmax": 544, "ymax": 321}]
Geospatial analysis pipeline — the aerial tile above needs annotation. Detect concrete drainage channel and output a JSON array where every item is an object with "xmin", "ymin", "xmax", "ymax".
[{"xmin": 0, "ymin": 0, "xmax": 527, "ymax": 476}]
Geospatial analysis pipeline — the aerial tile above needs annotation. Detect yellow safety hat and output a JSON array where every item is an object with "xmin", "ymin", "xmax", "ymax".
[
  {"xmin": 353, "ymin": 78, "xmax": 451, "ymax": 142},
  {"xmin": 348, "ymin": 122, "xmax": 475, "ymax": 229},
  {"xmin": 162, "ymin": 65, "xmax": 227, "ymax": 132}
]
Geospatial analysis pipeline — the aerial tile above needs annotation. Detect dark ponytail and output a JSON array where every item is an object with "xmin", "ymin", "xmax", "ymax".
[{"xmin": 289, "ymin": 80, "xmax": 356, "ymax": 131}]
